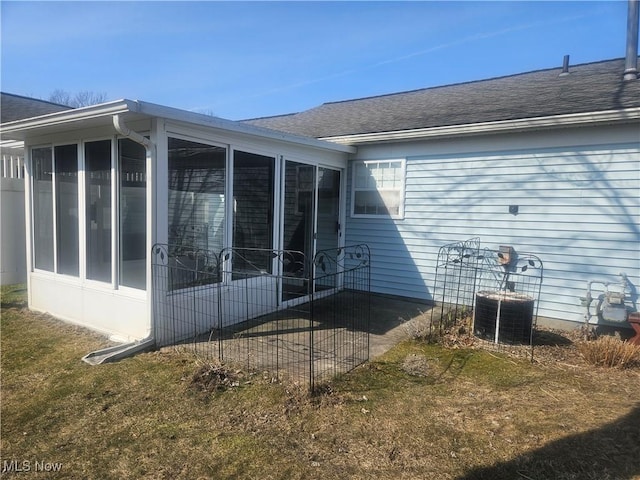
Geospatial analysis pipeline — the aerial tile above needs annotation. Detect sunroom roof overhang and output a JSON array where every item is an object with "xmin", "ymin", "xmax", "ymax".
[{"xmin": 1, "ymin": 99, "xmax": 356, "ymax": 155}]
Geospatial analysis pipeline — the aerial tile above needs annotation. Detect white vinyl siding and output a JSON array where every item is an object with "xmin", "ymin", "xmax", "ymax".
[{"xmin": 346, "ymin": 141, "xmax": 640, "ymax": 324}]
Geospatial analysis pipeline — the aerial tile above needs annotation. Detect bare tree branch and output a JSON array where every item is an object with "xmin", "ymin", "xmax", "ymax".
[{"xmin": 48, "ymin": 90, "xmax": 107, "ymax": 107}]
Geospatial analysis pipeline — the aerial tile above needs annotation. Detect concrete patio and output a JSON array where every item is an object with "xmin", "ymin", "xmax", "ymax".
[{"xmin": 168, "ymin": 292, "xmax": 435, "ymax": 384}]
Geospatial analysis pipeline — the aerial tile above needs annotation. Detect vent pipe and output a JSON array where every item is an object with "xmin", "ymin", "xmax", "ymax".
[
  {"xmin": 559, "ymin": 55, "xmax": 570, "ymax": 76},
  {"xmin": 623, "ymin": 0, "xmax": 639, "ymax": 81}
]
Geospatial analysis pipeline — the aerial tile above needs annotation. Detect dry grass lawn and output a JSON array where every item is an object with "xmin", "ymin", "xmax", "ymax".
[{"xmin": 2, "ymin": 284, "xmax": 639, "ymax": 479}]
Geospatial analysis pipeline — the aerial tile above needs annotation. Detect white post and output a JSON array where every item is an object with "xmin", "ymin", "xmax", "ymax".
[{"xmin": 494, "ymin": 296, "xmax": 502, "ymax": 344}]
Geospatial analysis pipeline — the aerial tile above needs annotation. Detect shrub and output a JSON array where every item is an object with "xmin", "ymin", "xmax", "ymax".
[{"xmin": 578, "ymin": 335, "xmax": 640, "ymax": 369}]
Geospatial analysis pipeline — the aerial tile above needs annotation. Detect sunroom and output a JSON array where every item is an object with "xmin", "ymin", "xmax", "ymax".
[{"xmin": 2, "ymin": 100, "xmax": 354, "ymax": 354}]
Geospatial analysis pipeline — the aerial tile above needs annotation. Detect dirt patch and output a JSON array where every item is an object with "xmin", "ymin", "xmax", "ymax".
[
  {"xmin": 189, "ymin": 361, "xmax": 243, "ymax": 394},
  {"xmin": 401, "ymin": 353, "xmax": 432, "ymax": 377},
  {"xmin": 531, "ymin": 327, "xmax": 591, "ymax": 366},
  {"xmin": 432, "ymin": 315, "xmax": 640, "ymax": 370}
]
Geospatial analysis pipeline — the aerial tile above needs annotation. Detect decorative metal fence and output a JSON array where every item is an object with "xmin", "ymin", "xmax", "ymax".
[
  {"xmin": 152, "ymin": 243, "xmax": 370, "ymax": 389},
  {"xmin": 152, "ymin": 244, "xmax": 221, "ymax": 349},
  {"xmin": 430, "ymin": 237, "xmax": 482, "ymax": 336},
  {"xmin": 430, "ymin": 238, "xmax": 543, "ymax": 358}
]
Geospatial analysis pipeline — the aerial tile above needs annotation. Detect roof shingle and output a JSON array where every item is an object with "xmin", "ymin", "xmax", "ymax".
[
  {"xmin": 244, "ymin": 58, "xmax": 640, "ymax": 138},
  {"xmin": 1, "ymin": 92, "xmax": 72, "ymax": 123}
]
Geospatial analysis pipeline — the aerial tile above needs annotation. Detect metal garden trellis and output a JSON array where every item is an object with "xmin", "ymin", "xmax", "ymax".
[
  {"xmin": 430, "ymin": 237, "xmax": 482, "ymax": 336},
  {"xmin": 430, "ymin": 238, "xmax": 544, "ymax": 359}
]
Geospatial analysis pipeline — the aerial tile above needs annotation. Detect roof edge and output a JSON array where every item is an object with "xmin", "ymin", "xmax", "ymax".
[
  {"xmin": 135, "ymin": 101, "xmax": 355, "ymax": 154},
  {"xmin": 1, "ymin": 99, "xmax": 135, "ymax": 135},
  {"xmin": 0, "ymin": 99, "xmax": 355, "ymax": 154},
  {"xmin": 320, "ymin": 108, "xmax": 640, "ymax": 145}
]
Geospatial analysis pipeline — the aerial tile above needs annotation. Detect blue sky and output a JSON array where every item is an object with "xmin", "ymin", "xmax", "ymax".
[{"xmin": 0, "ymin": 1, "xmax": 633, "ymax": 120}]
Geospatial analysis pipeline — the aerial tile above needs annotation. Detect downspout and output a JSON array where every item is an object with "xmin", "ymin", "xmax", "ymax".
[
  {"xmin": 82, "ymin": 114, "xmax": 156, "ymax": 364},
  {"xmin": 113, "ymin": 114, "xmax": 153, "ymax": 149}
]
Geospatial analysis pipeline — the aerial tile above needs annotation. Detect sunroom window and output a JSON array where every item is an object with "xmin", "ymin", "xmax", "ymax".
[
  {"xmin": 118, "ymin": 138, "xmax": 147, "ymax": 289},
  {"xmin": 232, "ymin": 150, "xmax": 275, "ymax": 275},
  {"xmin": 32, "ymin": 147, "xmax": 54, "ymax": 271},
  {"xmin": 54, "ymin": 144, "xmax": 79, "ymax": 276},
  {"xmin": 352, "ymin": 159, "xmax": 405, "ymax": 218},
  {"xmin": 168, "ymin": 137, "xmax": 226, "ymax": 254},
  {"xmin": 30, "ymin": 139, "xmax": 148, "ymax": 290},
  {"xmin": 85, "ymin": 140, "xmax": 112, "ymax": 282}
]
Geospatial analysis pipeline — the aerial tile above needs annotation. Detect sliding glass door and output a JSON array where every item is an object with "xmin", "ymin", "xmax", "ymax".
[
  {"xmin": 314, "ymin": 167, "xmax": 341, "ymax": 289},
  {"xmin": 282, "ymin": 161, "xmax": 314, "ymax": 300},
  {"xmin": 282, "ymin": 161, "xmax": 341, "ymax": 301}
]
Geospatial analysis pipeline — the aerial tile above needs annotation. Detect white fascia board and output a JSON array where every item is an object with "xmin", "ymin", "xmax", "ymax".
[
  {"xmin": 134, "ymin": 100, "xmax": 356, "ymax": 154},
  {"xmin": 320, "ymin": 108, "xmax": 640, "ymax": 145}
]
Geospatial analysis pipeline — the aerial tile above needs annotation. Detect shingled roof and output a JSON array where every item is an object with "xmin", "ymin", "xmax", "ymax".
[
  {"xmin": 244, "ymin": 58, "xmax": 640, "ymax": 139},
  {"xmin": 1, "ymin": 92, "xmax": 72, "ymax": 123}
]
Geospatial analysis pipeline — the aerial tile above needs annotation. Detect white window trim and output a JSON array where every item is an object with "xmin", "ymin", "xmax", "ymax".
[{"xmin": 350, "ymin": 159, "xmax": 406, "ymax": 219}]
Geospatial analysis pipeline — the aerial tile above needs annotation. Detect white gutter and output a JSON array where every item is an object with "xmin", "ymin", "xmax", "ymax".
[
  {"xmin": 320, "ymin": 107, "xmax": 640, "ymax": 145},
  {"xmin": 82, "ymin": 114, "xmax": 157, "ymax": 365},
  {"xmin": 1, "ymin": 100, "xmax": 134, "ymax": 138}
]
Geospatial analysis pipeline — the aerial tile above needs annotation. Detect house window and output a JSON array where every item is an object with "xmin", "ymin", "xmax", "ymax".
[{"xmin": 352, "ymin": 159, "xmax": 405, "ymax": 218}]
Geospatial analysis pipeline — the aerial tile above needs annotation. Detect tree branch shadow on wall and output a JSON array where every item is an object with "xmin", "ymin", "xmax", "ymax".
[{"xmin": 457, "ymin": 404, "xmax": 640, "ymax": 480}]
